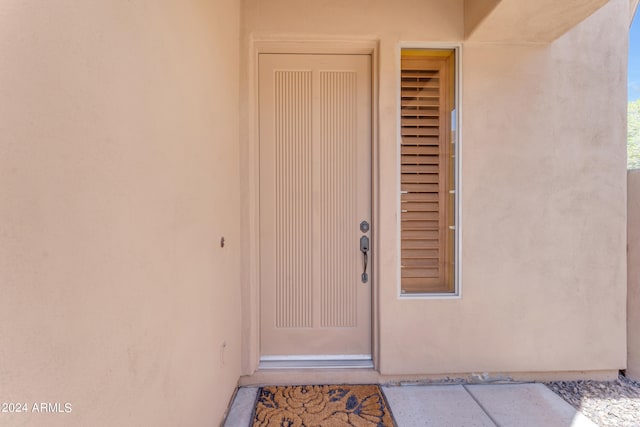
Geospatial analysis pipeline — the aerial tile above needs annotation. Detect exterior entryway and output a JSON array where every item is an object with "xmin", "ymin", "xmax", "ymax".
[{"xmin": 258, "ymin": 53, "xmax": 372, "ymax": 363}]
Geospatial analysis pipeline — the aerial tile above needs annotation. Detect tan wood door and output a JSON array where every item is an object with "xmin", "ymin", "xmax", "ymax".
[{"xmin": 259, "ymin": 53, "xmax": 372, "ymax": 358}]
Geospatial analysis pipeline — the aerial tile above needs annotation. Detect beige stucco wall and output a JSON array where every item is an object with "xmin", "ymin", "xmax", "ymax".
[
  {"xmin": 629, "ymin": 170, "xmax": 640, "ymax": 380},
  {"xmin": 241, "ymin": 0, "xmax": 628, "ymax": 377},
  {"xmin": 402, "ymin": 0, "xmax": 627, "ymax": 376},
  {"xmin": 0, "ymin": 1, "xmax": 241, "ymax": 426},
  {"xmin": 464, "ymin": 0, "xmax": 501, "ymax": 38}
]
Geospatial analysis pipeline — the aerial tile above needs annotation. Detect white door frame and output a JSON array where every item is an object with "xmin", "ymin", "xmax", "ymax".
[{"xmin": 243, "ymin": 38, "xmax": 380, "ymax": 374}]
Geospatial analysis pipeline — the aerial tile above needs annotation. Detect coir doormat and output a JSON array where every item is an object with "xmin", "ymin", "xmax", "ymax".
[{"xmin": 251, "ymin": 384, "xmax": 396, "ymax": 427}]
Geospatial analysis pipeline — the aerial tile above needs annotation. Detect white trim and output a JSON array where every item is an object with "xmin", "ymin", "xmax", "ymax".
[
  {"xmin": 259, "ymin": 355, "xmax": 374, "ymax": 370},
  {"xmin": 261, "ymin": 354, "xmax": 373, "ymax": 361},
  {"xmin": 396, "ymin": 42, "xmax": 463, "ymax": 300}
]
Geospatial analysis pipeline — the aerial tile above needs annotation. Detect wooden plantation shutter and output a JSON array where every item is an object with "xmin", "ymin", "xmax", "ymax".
[{"xmin": 400, "ymin": 50, "xmax": 456, "ymax": 294}]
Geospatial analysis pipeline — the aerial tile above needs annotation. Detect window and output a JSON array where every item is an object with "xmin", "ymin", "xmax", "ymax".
[{"xmin": 400, "ymin": 48, "xmax": 457, "ymax": 295}]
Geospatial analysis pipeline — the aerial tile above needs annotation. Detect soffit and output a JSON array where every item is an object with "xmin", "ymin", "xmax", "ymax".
[{"xmin": 465, "ymin": 0, "xmax": 611, "ymax": 43}]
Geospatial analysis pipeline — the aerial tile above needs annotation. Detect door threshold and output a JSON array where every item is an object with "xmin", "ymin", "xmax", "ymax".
[
  {"xmin": 240, "ymin": 367, "xmax": 380, "ymax": 387},
  {"xmin": 259, "ymin": 355, "xmax": 373, "ymax": 370}
]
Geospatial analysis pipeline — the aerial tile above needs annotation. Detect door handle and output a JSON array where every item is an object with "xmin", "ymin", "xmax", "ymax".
[{"xmin": 360, "ymin": 235, "xmax": 369, "ymax": 283}]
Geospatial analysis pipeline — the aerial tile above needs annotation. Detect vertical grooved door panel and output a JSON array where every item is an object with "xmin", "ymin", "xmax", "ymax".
[
  {"xmin": 274, "ymin": 71, "xmax": 313, "ymax": 328},
  {"xmin": 259, "ymin": 54, "xmax": 371, "ymax": 357},
  {"xmin": 319, "ymin": 71, "xmax": 357, "ymax": 328}
]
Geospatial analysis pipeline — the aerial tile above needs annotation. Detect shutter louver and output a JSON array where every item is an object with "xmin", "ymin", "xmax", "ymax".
[{"xmin": 400, "ymin": 53, "xmax": 454, "ymax": 294}]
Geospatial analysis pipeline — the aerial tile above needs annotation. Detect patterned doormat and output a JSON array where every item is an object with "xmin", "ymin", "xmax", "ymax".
[{"xmin": 251, "ymin": 384, "xmax": 396, "ymax": 427}]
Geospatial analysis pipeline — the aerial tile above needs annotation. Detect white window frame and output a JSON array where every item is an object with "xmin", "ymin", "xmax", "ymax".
[{"xmin": 396, "ymin": 42, "xmax": 462, "ymax": 299}]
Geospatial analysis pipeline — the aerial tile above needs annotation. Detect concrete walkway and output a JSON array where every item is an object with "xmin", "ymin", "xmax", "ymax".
[{"xmin": 223, "ymin": 383, "xmax": 597, "ymax": 426}]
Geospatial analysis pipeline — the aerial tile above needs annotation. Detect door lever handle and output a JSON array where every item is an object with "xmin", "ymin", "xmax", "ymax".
[{"xmin": 360, "ymin": 235, "xmax": 369, "ymax": 283}]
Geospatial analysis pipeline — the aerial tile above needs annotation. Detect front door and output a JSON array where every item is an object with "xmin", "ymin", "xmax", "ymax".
[{"xmin": 259, "ymin": 53, "xmax": 372, "ymax": 360}]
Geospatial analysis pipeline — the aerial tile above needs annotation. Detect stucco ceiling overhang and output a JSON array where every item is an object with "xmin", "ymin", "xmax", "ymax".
[{"xmin": 465, "ymin": 0, "xmax": 612, "ymax": 43}]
